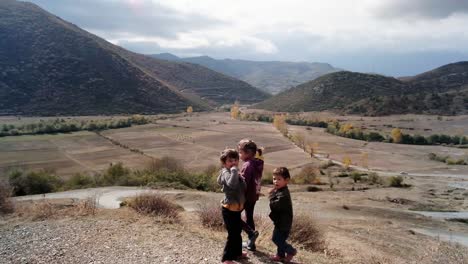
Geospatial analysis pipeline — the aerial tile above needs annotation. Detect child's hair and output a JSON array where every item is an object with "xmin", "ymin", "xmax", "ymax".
[
  {"xmin": 238, "ymin": 139, "xmax": 257, "ymax": 155},
  {"xmin": 257, "ymin": 148, "xmax": 263, "ymax": 156},
  {"xmin": 273, "ymin": 167, "xmax": 291, "ymax": 179},
  {"xmin": 220, "ymin": 149, "xmax": 239, "ymax": 163}
]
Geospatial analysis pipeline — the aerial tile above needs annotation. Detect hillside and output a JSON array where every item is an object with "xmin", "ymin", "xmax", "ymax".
[
  {"xmin": 0, "ymin": 0, "xmax": 268, "ymax": 116},
  {"xmin": 254, "ymin": 68, "xmax": 468, "ymax": 115},
  {"xmin": 151, "ymin": 53, "xmax": 340, "ymax": 94},
  {"xmin": 404, "ymin": 61, "xmax": 468, "ymax": 93}
]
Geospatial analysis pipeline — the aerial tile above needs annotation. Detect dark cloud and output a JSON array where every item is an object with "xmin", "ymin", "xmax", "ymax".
[
  {"xmin": 374, "ymin": 0, "xmax": 468, "ymax": 20},
  {"xmin": 29, "ymin": 0, "xmax": 224, "ymax": 38}
]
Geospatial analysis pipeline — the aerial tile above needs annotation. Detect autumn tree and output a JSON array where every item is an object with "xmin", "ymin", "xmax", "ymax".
[
  {"xmin": 292, "ymin": 132, "xmax": 306, "ymax": 150},
  {"xmin": 230, "ymin": 101, "xmax": 240, "ymax": 119},
  {"xmin": 391, "ymin": 128, "xmax": 403, "ymax": 143},
  {"xmin": 273, "ymin": 114, "xmax": 288, "ymax": 136},
  {"xmin": 343, "ymin": 156, "xmax": 352, "ymax": 169},
  {"xmin": 186, "ymin": 106, "xmax": 193, "ymax": 114}
]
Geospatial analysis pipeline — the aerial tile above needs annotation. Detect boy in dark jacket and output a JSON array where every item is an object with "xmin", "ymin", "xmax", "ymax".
[
  {"xmin": 238, "ymin": 139, "xmax": 264, "ymax": 251},
  {"xmin": 269, "ymin": 167, "xmax": 297, "ymax": 263}
]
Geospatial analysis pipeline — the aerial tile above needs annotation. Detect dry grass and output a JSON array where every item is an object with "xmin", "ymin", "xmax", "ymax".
[
  {"xmin": 197, "ymin": 202, "xmax": 224, "ymax": 231},
  {"xmin": 0, "ymin": 181, "xmax": 15, "ymax": 214},
  {"xmin": 418, "ymin": 241, "xmax": 468, "ymax": 264},
  {"xmin": 128, "ymin": 193, "xmax": 182, "ymax": 222},
  {"xmin": 13, "ymin": 197, "xmax": 100, "ymax": 220},
  {"xmin": 290, "ymin": 214, "xmax": 327, "ymax": 252}
]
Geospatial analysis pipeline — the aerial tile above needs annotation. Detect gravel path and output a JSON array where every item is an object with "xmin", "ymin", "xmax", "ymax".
[{"xmin": 0, "ymin": 214, "xmax": 273, "ymax": 264}]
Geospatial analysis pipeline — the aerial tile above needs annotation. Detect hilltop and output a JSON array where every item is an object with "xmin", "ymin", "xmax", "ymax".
[
  {"xmin": 0, "ymin": 0, "xmax": 268, "ymax": 116},
  {"xmin": 152, "ymin": 53, "xmax": 340, "ymax": 94},
  {"xmin": 254, "ymin": 62, "xmax": 468, "ymax": 115}
]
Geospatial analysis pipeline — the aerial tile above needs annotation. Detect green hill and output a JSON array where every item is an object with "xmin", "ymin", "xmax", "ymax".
[{"xmin": 0, "ymin": 0, "xmax": 268, "ymax": 116}]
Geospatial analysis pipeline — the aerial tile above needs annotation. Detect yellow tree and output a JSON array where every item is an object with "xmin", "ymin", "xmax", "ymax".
[
  {"xmin": 273, "ymin": 114, "xmax": 288, "ymax": 136},
  {"xmin": 343, "ymin": 156, "xmax": 352, "ymax": 169},
  {"xmin": 339, "ymin": 123, "xmax": 354, "ymax": 134},
  {"xmin": 186, "ymin": 106, "xmax": 193, "ymax": 114},
  {"xmin": 230, "ymin": 101, "xmax": 240, "ymax": 119},
  {"xmin": 391, "ymin": 128, "xmax": 402, "ymax": 143}
]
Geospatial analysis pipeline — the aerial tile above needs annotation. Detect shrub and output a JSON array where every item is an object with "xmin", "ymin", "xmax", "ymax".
[
  {"xmin": 0, "ymin": 182, "xmax": 14, "ymax": 214},
  {"xmin": 64, "ymin": 173, "xmax": 96, "ymax": 190},
  {"xmin": 292, "ymin": 166, "xmax": 317, "ymax": 184},
  {"xmin": 290, "ymin": 214, "xmax": 326, "ymax": 252},
  {"xmin": 388, "ymin": 176, "xmax": 404, "ymax": 187},
  {"xmin": 307, "ymin": 186, "xmax": 322, "ymax": 192},
  {"xmin": 102, "ymin": 162, "xmax": 130, "ymax": 185},
  {"xmin": 350, "ymin": 171, "xmax": 362, "ymax": 183},
  {"xmin": 9, "ymin": 169, "xmax": 62, "ymax": 196},
  {"xmin": 197, "ymin": 202, "xmax": 224, "ymax": 230},
  {"xmin": 261, "ymin": 172, "xmax": 273, "ymax": 185},
  {"xmin": 446, "ymin": 158, "xmax": 467, "ymax": 165},
  {"xmin": 128, "ymin": 193, "xmax": 181, "ymax": 221},
  {"xmin": 368, "ymin": 172, "xmax": 381, "ymax": 185}
]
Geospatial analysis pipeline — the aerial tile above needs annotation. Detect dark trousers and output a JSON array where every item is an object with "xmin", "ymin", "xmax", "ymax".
[
  {"xmin": 272, "ymin": 227, "xmax": 296, "ymax": 258},
  {"xmin": 222, "ymin": 207, "xmax": 243, "ymax": 261},
  {"xmin": 242, "ymin": 200, "xmax": 256, "ymax": 237}
]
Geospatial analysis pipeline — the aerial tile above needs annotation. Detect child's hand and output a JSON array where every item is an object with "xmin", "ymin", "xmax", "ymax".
[{"xmin": 268, "ymin": 187, "xmax": 276, "ymax": 194}]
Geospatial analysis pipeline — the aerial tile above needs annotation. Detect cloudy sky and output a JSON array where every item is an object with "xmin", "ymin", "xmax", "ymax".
[{"xmin": 30, "ymin": 0, "xmax": 468, "ymax": 76}]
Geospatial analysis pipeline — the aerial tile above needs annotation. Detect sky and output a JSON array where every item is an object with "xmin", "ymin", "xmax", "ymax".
[{"xmin": 29, "ymin": 0, "xmax": 468, "ymax": 76}]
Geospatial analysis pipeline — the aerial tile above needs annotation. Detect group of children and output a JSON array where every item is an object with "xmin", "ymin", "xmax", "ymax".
[{"xmin": 217, "ymin": 139, "xmax": 296, "ymax": 263}]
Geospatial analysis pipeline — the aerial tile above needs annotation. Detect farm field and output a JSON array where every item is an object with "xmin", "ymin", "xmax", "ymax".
[{"xmin": 2, "ymin": 111, "xmax": 468, "ymax": 263}]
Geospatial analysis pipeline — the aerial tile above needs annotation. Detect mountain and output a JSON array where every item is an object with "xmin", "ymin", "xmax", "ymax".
[
  {"xmin": 255, "ymin": 63, "xmax": 468, "ymax": 116},
  {"xmin": 0, "ymin": 0, "xmax": 268, "ymax": 116},
  {"xmin": 403, "ymin": 61, "xmax": 468, "ymax": 92},
  {"xmin": 151, "ymin": 53, "xmax": 340, "ymax": 94}
]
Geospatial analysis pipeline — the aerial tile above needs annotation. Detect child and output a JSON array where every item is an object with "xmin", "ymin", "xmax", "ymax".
[
  {"xmin": 217, "ymin": 149, "xmax": 247, "ymax": 264},
  {"xmin": 238, "ymin": 139, "xmax": 264, "ymax": 251},
  {"xmin": 269, "ymin": 167, "xmax": 297, "ymax": 263}
]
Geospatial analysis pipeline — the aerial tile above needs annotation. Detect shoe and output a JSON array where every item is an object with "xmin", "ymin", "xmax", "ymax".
[
  {"xmin": 284, "ymin": 249, "xmax": 297, "ymax": 263},
  {"xmin": 237, "ymin": 251, "xmax": 248, "ymax": 259},
  {"xmin": 246, "ymin": 231, "xmax": 259, "ymax": 251},
  {"xmin": 269, "ymin": 255, "xmax": 284, "ymax": 262}
]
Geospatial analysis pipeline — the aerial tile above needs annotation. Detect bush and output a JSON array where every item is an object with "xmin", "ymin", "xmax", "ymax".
[
  {"xmin": 388, "ymin": 176, "xmax": 404, "ymax": 187},
  {"xmin": 306, "ymin": 186, "xmax": 322, "ymax": 192},
  {"xmin": 128, "ymin": 193, "xmax": 181, "ymax": 221},
  {"xmin": 9, "ymin": 169, "xmax": 62, "ymax": 196},
  {"xmin": 292, "ymin": 166, "xmax": 317, "ymax": 184},
  {"xmin": 290, "ymin": 214, "xmax": 326, "ymax": 252},
  {"xmin": 350, "ymin": 171, "xmax": 362, "ymax": 183},
  {"xmin": 197, "ymin": 202, "xmax": 224, "ymax": 231},
  {"xmin": 64, "ymin": 173, "xmax": 96, "ymax": 190},
  {"xmin": 0, "ymin": 182, "xmax": 14, "ymax": 214},
  {"xmin": 368, "ymin": 172, "xmax": 381, "ymax": 185},
  {"xmin": 103, "ymin": 162, "xmax": 131, "ymax": 185},
  {"xmin": 446, "ymin": 158, "xmax": 467, "ymax": 165}
]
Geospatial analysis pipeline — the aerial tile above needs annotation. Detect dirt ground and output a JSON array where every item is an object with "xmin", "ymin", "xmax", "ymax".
[{"xmin": 2, "ymin": 111, "xmax": 468, "ymax": 263}]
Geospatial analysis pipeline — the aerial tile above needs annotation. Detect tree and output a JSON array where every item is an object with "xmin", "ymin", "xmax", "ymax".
[
  {"xmin": 230, "ymin": 101, "xmax": 240, "ymax": 119},
  {"xmin": 186, "ymin": 106, "xmax": 193, "ymax": 114},
  {"xmin": 292, "ymin": 132, "xmax": 306, "ymax": 150},
  {"xmin": 273, "ymin": 114, "xmax": 288, "ymax": 136},
  {"xmin": 391, "ymin": 128, "xmax": 402, "ymax": 143},
  {"xmin": 343, "ymin": 156, "xmax": 352, "ymax": 169}
]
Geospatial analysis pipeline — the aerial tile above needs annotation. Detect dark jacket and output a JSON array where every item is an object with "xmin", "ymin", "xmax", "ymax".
[
  {"xmin": 269, "ymin": 186, "xmax": 293, "ymax": 231},
  {"xmin": 240, "ymin": 158, "xmax": 264, "ymax": 203}
]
